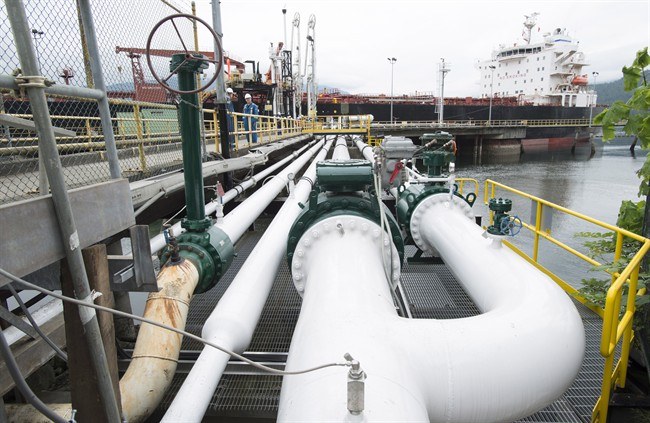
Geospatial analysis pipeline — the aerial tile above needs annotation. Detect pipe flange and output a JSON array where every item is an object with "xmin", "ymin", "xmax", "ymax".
[
  {"xmin": 410, "ymin": 193, "xmax": 474, "ymax": 254},
  {"xmin": 160, "ymin": 225, "xmax": 234, "ymax": 294},
  {"xmin": 290, "ymin": 216, "xmax": 402, "ymax": 296}
]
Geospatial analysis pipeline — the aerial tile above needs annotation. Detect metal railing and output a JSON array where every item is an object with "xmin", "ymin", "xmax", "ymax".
[
  {"xmin": 372, "ymin": 119, "xmax": 593, "ymax": 128},
  {"xmin": 483, "ymin": 179, "xmax": 650, "ymax": 423},
  {"xmin": 205, "ymin": 111, "xmax": 304, "ymax": 154},
  {"xmin": 301, "ymin": 115, "xmax": 373, "ymax": 136}
]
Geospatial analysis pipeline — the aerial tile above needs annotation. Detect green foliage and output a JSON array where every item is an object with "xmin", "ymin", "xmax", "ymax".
[
  {"xmin": 576, "ymin": 201, "xmax": 648, "ymax": 309},
  {"xmin": 594, "ymin": 47, "xmax": 650, "ymax": 196}
]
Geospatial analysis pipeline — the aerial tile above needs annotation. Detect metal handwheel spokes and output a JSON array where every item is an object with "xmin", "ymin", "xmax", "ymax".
[{"xmin": 145, "ymin": 13, "xmax": 223, "ymax": 94}]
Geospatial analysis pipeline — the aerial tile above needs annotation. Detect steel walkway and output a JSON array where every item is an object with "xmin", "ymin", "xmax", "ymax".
[{"xmin": 143, "ymin": 228, "xmax": 604, "ymax": 422}]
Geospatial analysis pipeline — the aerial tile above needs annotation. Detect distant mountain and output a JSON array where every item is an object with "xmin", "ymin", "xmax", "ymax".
[{"xmin": 595, "ymin": 70, "xmax": 650, "ymax": 106}]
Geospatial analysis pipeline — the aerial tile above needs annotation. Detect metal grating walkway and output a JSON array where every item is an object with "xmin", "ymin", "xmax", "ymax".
[{"xmin": 151, "ymin": 228, "xmax": 606, "ymax": 422}]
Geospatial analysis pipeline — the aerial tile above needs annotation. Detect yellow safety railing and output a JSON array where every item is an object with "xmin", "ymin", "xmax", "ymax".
[
  {"xmin": 301, "ymin": 115, "xmax": 373, "ymax": 137},
  {"xmin": 206, "ymin": 111, "xmax": 305, "ymax": 154},
  {"xmin": 456, "ymin": 178, "xmax": 479, "ymax": 196},
  {"xmin": 483, "ymin": 179, "xmax": 650, "ymax": 423}
]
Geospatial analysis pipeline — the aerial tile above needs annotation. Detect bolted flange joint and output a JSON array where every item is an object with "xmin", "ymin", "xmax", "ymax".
[{"xmin": 160, "ymin": 225, "xmax": 234, "ymax": 294}]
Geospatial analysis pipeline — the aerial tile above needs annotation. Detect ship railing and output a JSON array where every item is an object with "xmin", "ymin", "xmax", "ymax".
[
  {"xmin": 483, "ymin": 179, "xmax": 650, "ymax": 423},
  {"xmin": 370, "ymin": 119, "xmax": 593, "ymax": 128}
]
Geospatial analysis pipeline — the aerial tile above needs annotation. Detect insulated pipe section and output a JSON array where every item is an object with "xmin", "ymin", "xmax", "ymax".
[
  {"xmin": 161, "ymin": 137, "xmax": 335, "ymax": 422},
  {"xmin": 354, "ymin": 137, "xmax": 374, "ymax": 162},
  {"xmin": 149, "ymin": 141, "xmax": 315, "ymax": 254},
  {"xmin": 119, "ymin": 261, "xmax": 199, "ymax": 423},
  {"xmin": 217, "ymin": 139, "xmax": 326, "ymax": 243},
  {"xmin": 332, "ymin": 136, "xmax": 350, "ymax": 160},
  {"xmin": 278, "ymin": 199, "xmax": 584, "ymax": 421}
]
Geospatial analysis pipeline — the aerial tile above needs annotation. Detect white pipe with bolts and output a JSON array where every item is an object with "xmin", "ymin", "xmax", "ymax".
[
  {"xmin": 278, "ymin": 195, "xmax": 584, "ymax": 421},
  {"xmin": 161, "ymin": 136, "xmax": 335, "ymax": 422}
]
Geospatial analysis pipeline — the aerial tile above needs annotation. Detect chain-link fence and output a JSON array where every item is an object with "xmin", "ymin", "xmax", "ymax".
[{"xmin": 0, "ymin": 0, "xmax": 203, "ymax": 205}]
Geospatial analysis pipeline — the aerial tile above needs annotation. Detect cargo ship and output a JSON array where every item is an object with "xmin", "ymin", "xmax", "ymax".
[{"xmin": 315, "ymin": 13, "xmax": 602, "ymax": 152}]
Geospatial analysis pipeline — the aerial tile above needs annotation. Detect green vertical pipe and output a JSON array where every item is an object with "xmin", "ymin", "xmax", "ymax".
[{"xmin": 173, "ymin": 54, "xmax": 210, "ymax": 231}]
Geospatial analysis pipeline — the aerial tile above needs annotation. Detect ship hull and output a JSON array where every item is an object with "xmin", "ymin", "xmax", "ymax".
[{"xmin": 316, "ymin": 102, "xmax": 600, "ymax": 153}]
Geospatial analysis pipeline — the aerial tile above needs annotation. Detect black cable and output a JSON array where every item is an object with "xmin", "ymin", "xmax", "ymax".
[
  {"xmin": 0, "ymin": 330, "xmax": 68, "ymax": 423},
  {"xmin": 7, "ymin": 284, "xmax": 67, "ymax": 362}
]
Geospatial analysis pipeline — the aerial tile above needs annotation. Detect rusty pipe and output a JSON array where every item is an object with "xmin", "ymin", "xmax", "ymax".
[{"xmin": 119, "ymin": 260, "xmax": 199, "ymax": 423}]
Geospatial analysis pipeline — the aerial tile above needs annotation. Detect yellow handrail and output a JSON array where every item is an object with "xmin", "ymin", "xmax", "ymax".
[{"xmin": 483, "ymin": 179, "xmax": 650, "ymax": 423}]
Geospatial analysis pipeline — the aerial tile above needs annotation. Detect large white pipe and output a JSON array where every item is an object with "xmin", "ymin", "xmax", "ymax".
[
  {"xmin": 278, "ymin": 197, "xmax": 584, "ymax": 421},
  {"xmin": 161, "ymin": 137, "xmax": 335, "ymax": 422},
  {"xmin": 149, "ymin": 141, "xmax": 315, "ymax": 254},
  {"xmin": 332, "ymin": 136, "xmax": 350, "ymax": 160},
  {"xmin": 217, "ymin": 139, "xmax": 325, "ymax": 243}
]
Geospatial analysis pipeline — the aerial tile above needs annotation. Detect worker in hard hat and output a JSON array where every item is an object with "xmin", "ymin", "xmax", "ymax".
[
  {"xmin": 225, "ymin": 87, "xmax": 236, "ymax": 148},
  {"xmin": 242, "ymin": 93, "xmax": 259, "ymax": 143}
]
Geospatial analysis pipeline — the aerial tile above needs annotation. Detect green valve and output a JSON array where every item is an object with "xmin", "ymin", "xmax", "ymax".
[
  {"xmin": 315, "ymin": 160, "xmax": 374, "ymax": 192},
  {"xmin": 487, "ymin": 198, "xmax": 516, "ymax": 236},
  {"xmin": 287, "ymin": 160, "xmax": 404, "ymax": 269},
  {"xmin": 160, "ymin": 225, "xmax": 234, "ymax": 294}
]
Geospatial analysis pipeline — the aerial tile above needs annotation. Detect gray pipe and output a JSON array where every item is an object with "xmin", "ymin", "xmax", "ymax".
[
  {"xmin": 77, "ymin": 0, "xmax": 121, "ymax": 179},
  {"xmin": 5, "ymin": 2, "xmax": 121, "ymax": 421},
  {"xmin": 211, "ymin": 0, "xmax": 226, "ymax": 104},
  {"xmin": 0, "ymin": 331, "xmax": 67, "ymax": 423},
  {"xmin": 0, "ymin": 74, "xmax": 105, "ymax": 100}
]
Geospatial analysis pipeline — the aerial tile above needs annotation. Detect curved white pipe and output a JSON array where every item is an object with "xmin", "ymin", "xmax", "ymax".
[
  {"xmin": 278, "ymin": 201, "xmax": 584, "ymax": 421},
  {"xmin": 332, "ymin": 136, "xmax": 350, "ymax": 160},
  {"xmin": 161, "ymin": 137, "xmax": 335, "ymax": 422},
  {"xmin": 149, "ymin": 141, "xmax": 315, "ymax": 254}
]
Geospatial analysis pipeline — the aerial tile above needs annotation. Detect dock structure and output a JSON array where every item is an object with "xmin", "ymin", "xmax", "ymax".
[{"xmin": 0, "ymin": 1, "xmax": 642, "ymax": 422}]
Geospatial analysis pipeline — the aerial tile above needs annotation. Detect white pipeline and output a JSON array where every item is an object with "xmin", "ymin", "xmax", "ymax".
[
  {"xmin": 332, "ymin": 136, "xmax": 350, "ymax": 160},
  {"xmin": 217, "ymin": 139, "xmax": 325, "ymax": 243},
  {"xmin": 149, "ymin": 141, "xmax": 315, "ymax": 254},
  {"xmin": 118, "ymin": 140, "xmax": 325, "ymax": 422},
  {"xmin": 354, "ymin": 137, "xmax": 374, "ymax": 162},
  {"xmin": 161, "ymin": 137, "xmax": 335, "ymax": 422},
  {"xmin": 278, "ymin": 198, "xmax": 584, "ymax": 422}
]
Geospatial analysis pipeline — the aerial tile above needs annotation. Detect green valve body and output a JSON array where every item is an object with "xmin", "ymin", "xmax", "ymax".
[
  {"xmin": 160, "ymin": 225, "xmax": 234, "ymax": 294},
  {"xmin": 287, "ymin": 160, "xmax": 404, "ymax": 269},
  {"xmin": 487, "ymin": 198, "xmax": 513, "ymax": 235}
]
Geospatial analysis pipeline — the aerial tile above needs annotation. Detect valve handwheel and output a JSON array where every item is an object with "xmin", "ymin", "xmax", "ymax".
[
  {"xmin": 500, "ymin": 215, "xmax": 523, "ymax": 236},
  {"xmin": 145, "ymin": 14, "xmax": 223, "ymax": 94}
]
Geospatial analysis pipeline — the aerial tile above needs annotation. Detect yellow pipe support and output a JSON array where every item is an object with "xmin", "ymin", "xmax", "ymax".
[
  {"xmin": 120, "ymin": 260, "xmax": 200, "ymax": 423},
  {"xmin": 532, "ymin": 201, "xmax": 542, "ymax": 261}
]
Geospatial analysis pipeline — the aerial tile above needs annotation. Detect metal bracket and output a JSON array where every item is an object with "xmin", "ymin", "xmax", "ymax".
[
  {"xmin": 0, "ymin": 306, "xmax": 38, "ymax": 339},
  {"xmin": 109, "ymin": 226, "xmax": 158, "ymax": 292}
]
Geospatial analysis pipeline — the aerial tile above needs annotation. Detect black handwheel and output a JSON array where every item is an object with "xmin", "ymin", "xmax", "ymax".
[{"xmin": 145, "ymin": 13, "xmax": 223, "ymax": 94}]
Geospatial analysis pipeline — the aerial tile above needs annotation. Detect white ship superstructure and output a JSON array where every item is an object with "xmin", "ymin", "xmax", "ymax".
[{"xmin": 478, "ymin": 13, "xmax": 597, "ymax": 107}]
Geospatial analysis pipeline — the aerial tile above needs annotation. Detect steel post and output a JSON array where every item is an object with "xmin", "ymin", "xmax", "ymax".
[
  {"xmin": 77, "ymin": 0, "xmax": 121, "ymax": 179},
  {"xmin": 5, "ymin": 2, "xmax": 121, "ymax": 421}
]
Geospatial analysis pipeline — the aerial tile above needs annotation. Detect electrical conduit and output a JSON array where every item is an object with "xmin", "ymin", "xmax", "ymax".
[
  {"xmin": 278, "ymin": 195, "xmax": 584, "ymax": 422},
  {"xmin": 161, "ymin": 136, "xmax": 334, "ymax": 422}
]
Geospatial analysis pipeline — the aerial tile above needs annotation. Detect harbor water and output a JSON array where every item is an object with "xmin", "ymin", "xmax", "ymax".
[{"xmin": 457, "ymin": 137, "xmax": 647, "ymax": 289}]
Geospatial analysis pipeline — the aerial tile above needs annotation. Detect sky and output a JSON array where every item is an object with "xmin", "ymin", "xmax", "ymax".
[{"xmin": 193, "ymin": 0, "xmax": 649, "ymax": 97}]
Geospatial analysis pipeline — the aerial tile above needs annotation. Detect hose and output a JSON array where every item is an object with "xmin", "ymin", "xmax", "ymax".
[{"xmin": 0, "ymin": 330, "xmax": 68, "ymax": 423}]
